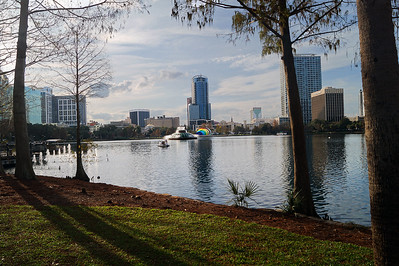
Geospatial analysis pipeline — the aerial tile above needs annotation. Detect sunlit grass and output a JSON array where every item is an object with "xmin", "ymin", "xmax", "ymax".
[{"xmin": 0, "ymin": 206, "xmax": 373, "ymax": 265}]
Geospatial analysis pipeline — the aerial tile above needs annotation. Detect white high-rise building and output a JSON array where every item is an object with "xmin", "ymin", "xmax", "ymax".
[
  {"xmin": 359, "ymin": 89, "xmax": 364, "ymax": 117},
  {"xmin": 280, "ymin": 54, "xmax": 322, "ymax": 124}
]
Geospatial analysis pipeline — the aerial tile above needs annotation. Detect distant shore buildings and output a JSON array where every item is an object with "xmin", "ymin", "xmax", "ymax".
[
  {"xmin": 145, "ymin": 115, "xmax": 180, "ymax": 128},
  {"xmin": 24, "ymin": 87, "xmax": 87, "ymax": 126}
]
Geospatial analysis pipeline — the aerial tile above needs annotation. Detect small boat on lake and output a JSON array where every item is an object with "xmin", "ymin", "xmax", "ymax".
[
  {"xmin": 157, "ymin": 139, "xmax": 170, "ymax": 147},
  {"xmin": 165, "ymin": 127, "xmax": 197, "ymax": 140}
]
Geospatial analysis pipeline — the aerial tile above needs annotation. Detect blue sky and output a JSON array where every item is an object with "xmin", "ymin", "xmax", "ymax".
[{"xmin": 87, "ymin": 0, "xmax": 362, "ymax": 124}]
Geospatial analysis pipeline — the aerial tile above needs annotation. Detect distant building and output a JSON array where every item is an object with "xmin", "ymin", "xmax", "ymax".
[
  {"xmin": 110, "ymin": 117, "xmax": 132, "ymax": 128},
  {"xmin": 311, "ymin": 87, "xmax": 344, "ymax": 122},
  {"xmin": 0, "ymin": 73, "xmax": 12, "ymax": 121},
  {"xmin": 274, "ymin": 116, "xmax": 290, "ymax": 126},
  {"xmin": 129, "ymin": 109, "xmax": 150, "ymax": 127},
  {"xmin": 145, "ymin": 115, "xmax": 180, "ymax": 128},
  {"xmin": 40, "ymin": 87, "xmax": 53, "ymax": 124},
  {"xmin": 219, "ymin": 119, "xmax": 243, "ymax": 133},
  {"xmin": 25, "ymin": 87, "xmax": 42, "ymax": 124},
  {"xmin": 281, "ymin": 54, "xmax": 322, "ymax": 124},
  {"xmin": 52, "ymin": 95, "xmax": 87, "ymax": 126},
  {"xmin": 359, "ymin": 89, "xmax": 364, "ymax": 117},
  {"xmin": 187, "ymin": 75, "xmax": 212, "ymax": 129},
  {"xmin": 88, "ymin": 120, "xmax": 101, "ymax": 132},
  {"xmin": 250, "ymin": 107, "xmax": 262, "ymax": 122}
]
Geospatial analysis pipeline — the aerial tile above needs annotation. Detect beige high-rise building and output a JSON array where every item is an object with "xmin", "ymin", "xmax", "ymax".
[{"xmin": 311, "ymin": 87, "xmax": 344, "ymax": 122}]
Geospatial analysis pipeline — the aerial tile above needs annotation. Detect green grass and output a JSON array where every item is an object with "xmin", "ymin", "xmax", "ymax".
[{"xmin": 0, "ymin": 205, "xmax": 373, "ymax": 265}]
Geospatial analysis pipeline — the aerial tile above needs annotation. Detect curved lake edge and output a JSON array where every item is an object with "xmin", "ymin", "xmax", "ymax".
[
  {"xmin": 23, "ymin": 134, "xmax": 371, "ymax": 226},
  {"xmin": 0, "ymin": 174, "xmax": 372, "ymax": 248}
]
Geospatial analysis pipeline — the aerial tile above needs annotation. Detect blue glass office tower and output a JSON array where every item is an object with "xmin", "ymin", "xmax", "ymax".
[
  {"xmin": 187, "ymin": 75, "xmax": 211, "ymax": 129},
  {"xmin": 129, "ymin": 109, "xmax": 150, "ymax": 127}
]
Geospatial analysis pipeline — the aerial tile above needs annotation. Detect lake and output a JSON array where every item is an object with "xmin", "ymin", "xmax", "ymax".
[{"xmin": 30, "ymin": 134, "xmax": 370, "ymax": 226}]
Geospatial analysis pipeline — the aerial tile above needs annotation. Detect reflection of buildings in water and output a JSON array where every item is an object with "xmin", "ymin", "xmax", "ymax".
[
  {"xmin": 310, "ymin": 134, "xmax": 347, "ymax": 215},
  {"xmin": 280, "ymin": 136, "xmax": 294, "ymax": 191},
  {"xmin": 252, "ymin": 137, "xmax": 263, "ymax": 169},
  {"xmin": 188, "ymin": 139, "xmax": 214, "ymax": 201},
  {"xmin": 360, "ymin": 134, "xmax": 368, "ymax": 171},
  {"xmin": 130, "ymin": 142, "xmax": 152, "ymax": 153},
  {"xmin": 310, "ymin": 135, "xmax": 328, "ymax": 187}
]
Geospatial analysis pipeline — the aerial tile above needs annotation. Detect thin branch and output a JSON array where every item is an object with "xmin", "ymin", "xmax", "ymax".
[
  {"xmin": 295, "ymin": 21, "xmax": 356, "ymax": 42},
  {"xmin": 291, "ymin": 0, "xmax": 344, "ymax": 44},
  {"xmin": 236, "ymin": 0, "xmax": 282, "ymax": 39}
]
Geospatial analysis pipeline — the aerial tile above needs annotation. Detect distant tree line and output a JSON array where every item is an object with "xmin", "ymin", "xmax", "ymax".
[
  {"xmin": 214, "ymin": 118, "xmax": 364, "ymax": 136},
  {"xmin": 21, "ymin": 124, "xmax": 177, "ymax": 142},
  {"xmin": 307, "ymin": 118, "xmax": 364, "ymax": 133},
  {"xmin": 0, "ymin": 119, "xmax": 365, "ymax": 143}
]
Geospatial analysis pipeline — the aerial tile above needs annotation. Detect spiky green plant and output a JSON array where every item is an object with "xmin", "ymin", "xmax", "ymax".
[
  {"xmin": 227, "ymin": 179, "xmax": 259, "ymax": 207},
  {"xmin": 280, "ymin": 190, "xmax": 303, "ymax": 214}
]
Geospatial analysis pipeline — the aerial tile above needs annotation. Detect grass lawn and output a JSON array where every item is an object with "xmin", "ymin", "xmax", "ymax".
[{"xmin": 0, "ymin": 205, "xmax": 373, "ymax": 265}]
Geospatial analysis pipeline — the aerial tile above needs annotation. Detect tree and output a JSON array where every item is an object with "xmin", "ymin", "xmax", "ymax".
[
  {"xmin": 356, "ymin": 0, "xmax": 399, "ymax": 263},
  {"xmin": 8, "ymin": 0, "xmax": 145, "ymax": 180},
  {"xmin": 172, "ymin": 0, "xmax": 355, "ymax": 216},
  {"xmin": 0, "ymin": 73, "xmax": 13, "ymax": 175},
  {"xmin": 49, "ymin": 21, "xmax": 111, "ymax": 181}
]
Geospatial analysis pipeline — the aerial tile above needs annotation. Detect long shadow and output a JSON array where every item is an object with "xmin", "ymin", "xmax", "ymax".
[{"xmin": 5, "ymin": 177, "xmax": 190, "ymax": 265}]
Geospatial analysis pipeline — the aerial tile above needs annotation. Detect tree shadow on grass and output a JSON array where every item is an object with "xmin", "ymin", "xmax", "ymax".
[{"xmin": 4, "ymin": 177, "xmax": 203, "ymax": 265}]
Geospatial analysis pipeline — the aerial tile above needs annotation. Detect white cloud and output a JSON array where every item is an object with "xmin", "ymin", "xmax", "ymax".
[
  {"xmin": 214, "ymin": 70, "xmax": 280, "ymax": 97},
  {"xmin": 85, "ymin": 0, "xmax": 362, "ymax": 124}
]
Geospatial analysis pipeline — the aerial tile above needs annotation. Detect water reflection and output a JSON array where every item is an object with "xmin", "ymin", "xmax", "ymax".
[
  {"xmin": 30, "ymin": 135, "xmax": 371, "ymax": 225},
  {"xmin": 310, "ymin": 134, "xmax": 348, "ymax": 216},
  {"xmin": 280, "ymin": 136, "xmax": 294, "ymax": 191},
  {"xmin": 188, "ymin": 139, "xmax": 214, "ymax": 201}
]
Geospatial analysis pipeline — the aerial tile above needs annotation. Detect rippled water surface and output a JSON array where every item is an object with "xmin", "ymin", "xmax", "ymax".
[{"xmin": 32, "ymin": 134, "xmax": 370, "ymax": 225}]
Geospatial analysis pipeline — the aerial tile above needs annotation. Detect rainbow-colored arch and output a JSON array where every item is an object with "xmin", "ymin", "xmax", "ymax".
[{"xmin": 196, "ymin": 128, "xmax": 211, "ymax": 135}]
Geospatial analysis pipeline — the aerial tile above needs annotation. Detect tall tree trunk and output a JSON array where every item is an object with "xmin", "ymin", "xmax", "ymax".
[
  {"xmin": 74, "ymin": 95, "xmax": 89, "ymax": 182},
  {"xmin": 0, "ymin": 159, "xmax": 5, "ymax": 175},
  {"xmin": 13, "ymin": 0, "xmax": 36, "ymax": 180},
  {"xmin": 357, "ymin": 0, "xmax": 399, "ymax": 263},
  {"xmin": 279, "ymin": 14, "xmax": 317, "ymax": 217}
]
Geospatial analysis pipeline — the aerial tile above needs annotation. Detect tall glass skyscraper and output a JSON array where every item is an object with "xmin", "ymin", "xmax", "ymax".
[
  {"xmin": 187, "ymin": 75, "xmax": 211, "ymax": 129},
  {"xmin": 280, "ymin": 54, "xmax": 322, "ymax": 124}
]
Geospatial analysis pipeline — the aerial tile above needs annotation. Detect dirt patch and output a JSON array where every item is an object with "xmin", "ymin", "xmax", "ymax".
[{"xmin": 0, "ymin": 174, "xmax": 372, "ymax": 248}]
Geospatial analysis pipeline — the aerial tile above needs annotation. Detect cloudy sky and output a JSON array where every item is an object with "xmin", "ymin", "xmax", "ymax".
[{"xmin": 87, "ymin": 0, "xmax": 362, "ymax": 124}]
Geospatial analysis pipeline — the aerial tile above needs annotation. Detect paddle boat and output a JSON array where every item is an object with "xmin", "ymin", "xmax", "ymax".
[{"xmin": 157, "ymin": 139, "xmax": 170, "ymax": 147}]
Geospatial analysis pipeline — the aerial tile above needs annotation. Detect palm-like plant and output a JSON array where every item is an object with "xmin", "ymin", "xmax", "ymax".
[
  {"xmin": 227, "ymin": 179, "xmax": 259, "ymax": 208},
  {"xmin": 280, "ymin": 190, "xmax": 303, "ymax": 214}
]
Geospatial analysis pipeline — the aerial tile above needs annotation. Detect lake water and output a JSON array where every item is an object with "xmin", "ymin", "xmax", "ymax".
[{"xmin": 31, "ymin": 134, "xmax": 370, "ymax": 226}]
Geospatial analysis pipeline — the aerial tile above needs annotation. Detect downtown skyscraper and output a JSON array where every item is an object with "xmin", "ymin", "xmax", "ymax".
[
  {"xmin": 280, "ymin": 54, "xmax": 322, "ymax": 124},
  {"xmin": 187, "ymin": 75, "xmax": 211, "ymax": 129}
]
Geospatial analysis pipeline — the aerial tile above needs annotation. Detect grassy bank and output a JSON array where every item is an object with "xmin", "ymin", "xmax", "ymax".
[{"xmin": 0, "ymin": 205, "xmax": 372, "ymax": 265}]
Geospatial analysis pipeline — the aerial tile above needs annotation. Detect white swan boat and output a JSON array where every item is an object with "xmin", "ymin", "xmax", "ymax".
[{"xmin": 165, "ymin": 127, "xmax": 197, "ymax": 140}]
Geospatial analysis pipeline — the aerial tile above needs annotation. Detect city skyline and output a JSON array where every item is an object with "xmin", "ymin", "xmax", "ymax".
[{"xmin": 31, "ymin": 0, "xmax": 362, "ymax": 124}]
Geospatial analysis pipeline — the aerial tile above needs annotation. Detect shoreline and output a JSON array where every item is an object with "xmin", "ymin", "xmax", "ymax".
[{"xmin": 0, "ymin": 174, "xmax": 372, "ymax": 248}]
